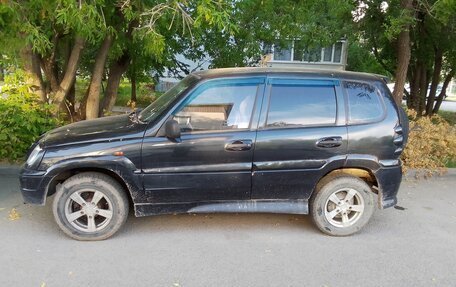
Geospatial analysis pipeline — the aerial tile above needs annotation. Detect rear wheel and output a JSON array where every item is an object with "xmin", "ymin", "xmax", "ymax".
[
  {"xmin": 52, "ymin": 172, "xmax": 129, "ymax": 241},
  {"xmin": 310, "ymin": 175, "xmax": 375, "ymax": 236}
]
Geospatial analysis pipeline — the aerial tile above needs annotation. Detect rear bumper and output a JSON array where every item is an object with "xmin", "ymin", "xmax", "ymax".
[
  {"xmin": 19, "ymin": 168, "xmax": 50, "ymax": 205},
  {"xmin": 374, "ymin": 164, "xmax": 402, "ymax": 209}
]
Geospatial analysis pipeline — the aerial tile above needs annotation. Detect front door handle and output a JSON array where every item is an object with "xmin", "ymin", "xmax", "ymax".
[
  {"xmin": 316, "ymin": 136, "xmax": 343, "ymax": 148},
  {"xmin": 225, "ymin": 140, "xmax": 253, "ymax": 151}
]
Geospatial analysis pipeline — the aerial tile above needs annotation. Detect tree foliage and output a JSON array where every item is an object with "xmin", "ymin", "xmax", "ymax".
[
  {"xmin": 0, "ymin": 71, "xmax": 60, "ymax": 161},
  {"xmin": 193, "ymin": 0, "xmax": 355, "ymax": 68},
  {"xmin": 0, "ymin": 0, "xmax": 234, "ymax": 119},
  {"xmin": 2, "ymin": 0, "xmax": 455, "ymax": 121},
  {"xmin": 346, "ymin": 39, "xmax": 391, "ymax": 76},
  {"xmin": 355, "ymin": 0, "xmax": 456, "ymax": 115}
]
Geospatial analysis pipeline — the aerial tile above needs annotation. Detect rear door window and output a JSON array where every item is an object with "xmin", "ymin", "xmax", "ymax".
[
  {"xmin": 344, "ymin": 81, "xmax": 384, "ymax": 124},
  {"xmin": 266, "ymin": 81, "xmax": 337, "ymax": 127}
]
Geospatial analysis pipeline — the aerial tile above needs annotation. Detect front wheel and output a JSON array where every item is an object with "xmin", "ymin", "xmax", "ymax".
[
  {"xmin": 52, "ymin": 172, "xmax": 129, "ymax": 241},
  {"xmin": 310, "ymin": 175, "xmax": 375, "ymax": 236}
]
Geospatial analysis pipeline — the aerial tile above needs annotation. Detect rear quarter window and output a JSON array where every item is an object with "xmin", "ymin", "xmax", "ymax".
[{"xmin": 344, "ymin": 81, "xmax": 385, "ymax": 124}]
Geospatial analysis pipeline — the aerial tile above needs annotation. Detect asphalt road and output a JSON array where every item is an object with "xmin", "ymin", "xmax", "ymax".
[
  {"xmin": 401, "ymin": 99, "xmax": 456, "ymax": 112},
  {"xmin": 1, "ymin": 171, "xmax": 456, "ymax": 287},
  {"xmin": 437, "ymin": 100, "xmax": 456, "ymax": 112}
]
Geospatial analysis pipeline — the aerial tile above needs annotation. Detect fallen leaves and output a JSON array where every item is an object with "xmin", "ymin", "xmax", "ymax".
[
  {"xmin": 8, "ymin": 208, "xmax": 20, "ymax": 220},
  {"xmin": 402, "ymin": 109, "xmax": 456, "ymax": 175}
]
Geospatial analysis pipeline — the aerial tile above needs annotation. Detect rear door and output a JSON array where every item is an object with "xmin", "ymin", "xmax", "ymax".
[{"xmin": 251, "ymin": 78, "xmax": 347, "ymax": 201}]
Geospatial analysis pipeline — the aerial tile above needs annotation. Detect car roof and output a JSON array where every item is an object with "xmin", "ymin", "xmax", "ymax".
[{"xmin": 193, "ymin": 67, "xmax": 387, "ymax": 83}]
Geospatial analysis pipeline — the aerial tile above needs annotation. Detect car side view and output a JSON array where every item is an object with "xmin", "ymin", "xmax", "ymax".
[{"xmin": 20, "ymin": 68, "xmax": 409, "ymax": 240}]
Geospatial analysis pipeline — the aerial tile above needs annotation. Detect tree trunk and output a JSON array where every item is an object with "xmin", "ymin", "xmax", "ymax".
[
  {"xmin": 98, "ymin": 17, "xmax": 138, "ymax": 116},
  {"xmin": 21, "ymin": 44, "xmax": 47, "ymax": 102},
  {"xmin": 131, "ymin": 73, "xmax": 137, "ymax": 103},
  {"xmin": 418, "ymin": 67, "xmax": 427, "ymax": 115},
  {"xmin": 425, "ymin": 49, "xmax": 443, "ymax": 115},
  {"xmin": 67, "ymin": 78, "xmax": 76, "ymax": 120},
  {"xmin": 40, "ymin": 33, "xmax": 60, "ymax": 94},
  {"xmin": 85, "ymin": 35, "xmax": 113, "ymax": 120},
  {"xmin": 41, "ymin": 57, "xmax": 60, "ymax": 93},
  {"xmin": 0, "ymin": 65, "xmax": 4, "ymax": 81},
  {"xmin": 409, "ymin": 63, "xmax": 421, "ymax": 110},
  {"xmin": 99, "ymin": 53, "xmax": 130, "ymax": 116},
  {"xmin": 53, "ymin": 36, "xmax": 85, "ymax": 108},
  {"xmin": 391, "ymin": 0, "xmax": 414, "ymax": 105},
  {"xmin": 433, "ymin": 70, "xmax": 454, "ymax": 114}
]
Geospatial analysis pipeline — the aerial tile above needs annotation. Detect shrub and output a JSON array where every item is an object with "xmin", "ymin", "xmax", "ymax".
[
  {"xmin": 402, "ymin": 109, "xmax": 456, "ymax": 175},
  {"xmin": 0, "ymin": 71, "xmax": 60, "ymax": 161}
]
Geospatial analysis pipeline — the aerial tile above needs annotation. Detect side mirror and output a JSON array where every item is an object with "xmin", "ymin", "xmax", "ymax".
[{"xmin": 165, "ymin": 119, "xmax": 181, "ymax": 140}]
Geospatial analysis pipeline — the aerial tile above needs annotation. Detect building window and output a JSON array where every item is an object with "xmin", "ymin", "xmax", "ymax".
[
  {"xmin": 262, "ymin": 44, "xmax": 273, "ymax": 55},
  {"xmin": 293, "ymin": 41, "xmax": 304, "ymax": 61},
  {"xmin": 273, "ymin": 41, "xmax": 292, "ymax": 61},
  {"xmin": 303, "ymin": 46, "xmax": 322, "ymax": 62},
  {"xmin": 333, "ymin": 42, "xmax": 343, "ymax": 63},
  {"xmin": 323, "ymin": 46, "xmax": 333, "ymax": 62},
  {"xmin": 271, "ymin": 40, "xmax": 344, "ymax": 64},
  {"xmin": 292, "ymin": 41, "xmax": 321, "ymax": 62}
]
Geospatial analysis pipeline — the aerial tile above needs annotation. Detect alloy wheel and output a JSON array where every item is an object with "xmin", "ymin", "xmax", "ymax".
[
  {"xmin": 324, "ymin": 188, "xmax": 365, "ymax": 228},
  {"xmin": 64, "ymin": 190, "xmax": 113, "ymax": 233}
]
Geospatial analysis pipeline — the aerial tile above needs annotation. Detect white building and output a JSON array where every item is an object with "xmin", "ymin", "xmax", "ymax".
[{"xmin": 265, "ymin": 40, "xmax": 348, "ymax": 70}]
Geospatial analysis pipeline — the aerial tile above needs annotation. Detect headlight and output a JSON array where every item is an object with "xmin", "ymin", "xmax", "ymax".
[{"xmin": 26, "ymin": 144, "xmax": 44, "ymax": 169}]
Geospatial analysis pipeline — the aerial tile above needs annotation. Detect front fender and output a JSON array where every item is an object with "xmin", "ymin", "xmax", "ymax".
[{"xmin": 20, "ymin": 155, "xmax": 143, "ymax": 205}]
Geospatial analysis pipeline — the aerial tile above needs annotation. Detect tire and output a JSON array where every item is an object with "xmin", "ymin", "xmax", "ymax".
[
  {"xmin": 310, "ymin": 175, "xmax": 375, "ymax": 236},
  {"xmin": 52, "ymin": 172, "xmax": 129, "ymax": 241}
]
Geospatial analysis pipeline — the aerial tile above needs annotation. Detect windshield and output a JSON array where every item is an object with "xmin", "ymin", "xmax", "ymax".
[{"xmin": 138, "ymin": 74, "xmax": 199, "ymax": 122}]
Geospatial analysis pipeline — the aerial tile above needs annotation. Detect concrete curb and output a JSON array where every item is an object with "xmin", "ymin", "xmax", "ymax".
[
  {"xmin": 404, "ymin": 168, "xmax": 456, "ymax": 179},
  {"xmin": 0, "ymin": 164, "xmax": 21, "ymax": 176}
]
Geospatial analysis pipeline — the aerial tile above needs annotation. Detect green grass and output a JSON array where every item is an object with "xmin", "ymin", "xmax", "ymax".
[
  {"xmin": 438, "ymin": 110, "xmax": 456, "ymax": 126},
  {"xmin": 115, "ymin": 82, "xmax": 133, "ymax": 106},
  {"xmin": 437, "ymin": 111, "xmax": 455, "ymax": 168},
  {"xmin": 445, "ymin": 159, "xmax": 456, "ymax": 168},
  {"xmin": 74, "ymin": 79, "xmax": 88, "ymax": 102},
  {"xmin": 438, "ymin": 111, "xmax": 456, "ymax": 168}
]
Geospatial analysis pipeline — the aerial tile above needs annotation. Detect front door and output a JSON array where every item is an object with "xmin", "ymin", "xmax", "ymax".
[
  {"xmin": 252, "ymin": 78, "xmax": 348, "ymax": 201},
  {"xmin": 142, "ymin": 77, "xmax": 265, "ymax": 203}
]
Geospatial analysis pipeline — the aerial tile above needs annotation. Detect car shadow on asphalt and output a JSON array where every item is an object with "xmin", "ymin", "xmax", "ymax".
[
  {"xmin": 3, "ymin": 186, "xmax": 320, "ymax": 239},
  {"xmin": 122, "ymin": 212, "xmax": 317, "ymax": 236}
]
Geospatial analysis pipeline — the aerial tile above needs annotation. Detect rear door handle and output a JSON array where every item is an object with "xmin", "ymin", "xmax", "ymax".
[
  {"xmin": 316, "ymin": 136, "xmax": 343, "ymax": 148},
  {"xmin": 225, "ymin": 140, "xmax": 253, "ymax": 151}
]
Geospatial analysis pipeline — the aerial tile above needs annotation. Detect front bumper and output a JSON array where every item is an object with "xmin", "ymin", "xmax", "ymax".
[
  {"xmin": 19, "ymin": 167, "xmax": 51, "ymax": 205},
  {"xmin": 374, "ymin": 164, "xmax": 403, "ymax": 209}
]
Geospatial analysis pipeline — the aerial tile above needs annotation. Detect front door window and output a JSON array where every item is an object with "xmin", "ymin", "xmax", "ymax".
[{"xmin": 172, "ymin": 83, "xmax": 258, "ymax": 133}]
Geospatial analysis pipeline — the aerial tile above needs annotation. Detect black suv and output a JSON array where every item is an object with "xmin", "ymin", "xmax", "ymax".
[{"xmin": 20, "ymin": 68, "xmax": 408, "ymax": 240}]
